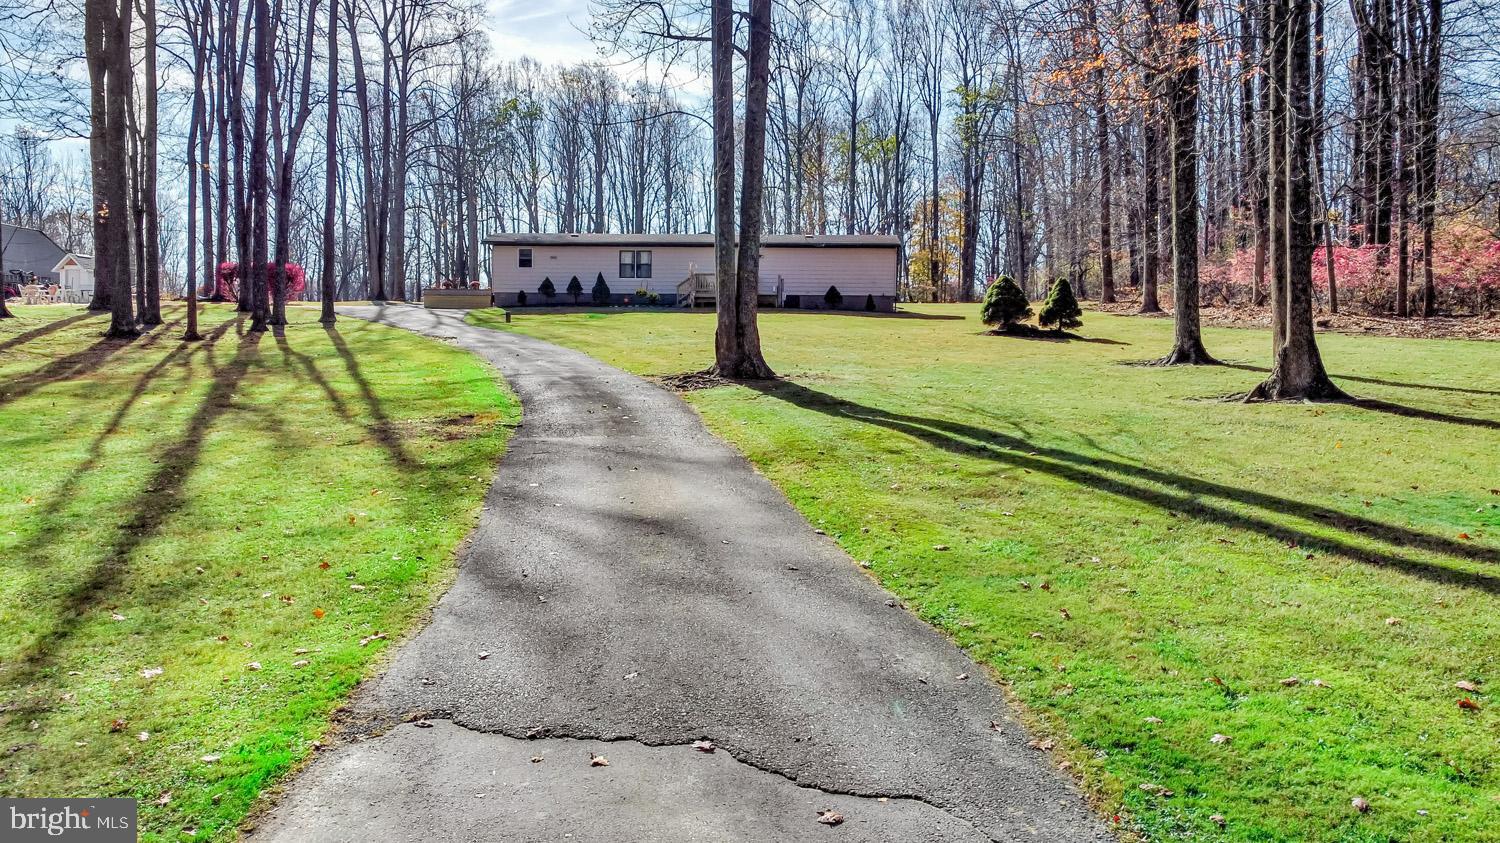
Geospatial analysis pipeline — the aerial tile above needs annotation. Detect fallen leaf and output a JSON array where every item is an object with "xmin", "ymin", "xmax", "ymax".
[
  {"xmin": 139, "ymin": 667, "xmax": 164, "ymax": 680},
  {"xmin": 358, "ymin": 632, "xmax": 386, "ymax": 647},
  {"xmin": 1458, "ymin": 533, "xmax": 1472, "ymax": 540},
  {"xmin": 1028, "ymin": 739, "xmax": 1056, "ymax": 751},
  {"xmin": 414, "ymin": 719, "xmax": 434, "ymax": 728},
  {"xmin": 312, "ymin": 608, "xmax": 326, "ymax": 619},
  {"xmin": 201, "ymin": 754, "xmax": 221, "ymax": 763},
  {"xmin": 1058, "ymin": 608, "xmax": 1072, "ymax": 620},
  {"xmin": 530, "ymin": 755, "xmax": 543, "ymax": 763},
  {"xmin": 477, "ymin": 650, "xmax": 490, "ymax": 660},
  {"xmin": 956, "ymin": 672, "xmax": 969, "ymax": 681},
  {"xmin": 932, "ymin": 544, "xmax": 950, "ymax": 551},
  {"xmin": 1280, "ymin": 677, "xmax": 1301, "ymax": 687},
  {"xmin": 1455, "ymin": 680, "xmax": 1479, "ymax": 693},
  {"xmin": 1458, "ymin": 698, "xmax": 1481, "ymax": 711},
  {"xmin": 155, "ymin": 791, "xmax": 171, "ymax": 806},
  {"xmin": 318, "ymin": 561, "xmax": 331, "ymax": 570},
  {"xmin": 1210, "ymin": 733, "xmax": 1233, "ymax": 744},
  {"xmin": 1352, "ymin": 797, "xmax": 1370, "ymax": 813},
  {"xmin": 1029, "ymin": 631, "xmax": 1044, "ymax": 639},
  {"xmin": 350, "ymin": 584, "xmax": 366, "ymax": 592},
  {"xmin": 1210, "ymin": 814, "xmax": 1226, "ymax": 827},
  {"xmin": 1385, "ymin": 617, "xmax": 1403, "ymax": 626},
  {"xmin": 292, "ymin": 660, "xmax": 309, "ymax": 668},
  {"xmin": 137, "ymin": 731, "xmax": 150, "ymax": 742},
  {"xmin": 1143, "ymin": 716, "xmax": 1163, "ymax": 724},
  {"xmin": 1310, "ymin": 678, "xmax": 1330, "ymax": 688},
  {"xmin": 816, "ymin": 810, "xmax": 844, "ymax": 826},
  {"xmin": 589, "ymin": 753, "xmax": 609, "ymax": 767},
  {"xmin": 691, "ymin": 740, "xmax": 716, "ymax": 753},
  {"xmin": 246, "ymin": 662, "xmax": 262, "ymax": 671},
  {"xmin": 109, "ymin": 719, "xmax": 127, "ymax": 732},
  {"xmin": 110, "ymin": 613, "xmax": 126, "ymax": 622}
]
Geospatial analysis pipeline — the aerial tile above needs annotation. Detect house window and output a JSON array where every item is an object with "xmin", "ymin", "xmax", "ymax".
[
  {"xmin": 518, "ymin": 248, "xmax": 532, "ymax": 268},
  {"xmin": 619, "ymin": 250, "xmax": 651, "ymax": 279}
]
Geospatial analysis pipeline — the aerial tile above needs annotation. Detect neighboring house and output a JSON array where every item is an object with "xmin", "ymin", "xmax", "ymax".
[
  {"xmin": 487, "ymin": 233, "xmax": 901, "ymax": 311},
  {"xmin": 1, "ymin": 223, "xmax": 67, "ymax": 286},
  {"xmin": 51, "ymin": 253, "xmax": 96, "ymax": 297}
]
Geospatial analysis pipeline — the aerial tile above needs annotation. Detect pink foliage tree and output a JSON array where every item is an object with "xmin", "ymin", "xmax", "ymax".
[
  {"xmin": 211, "ymin": 262, "xmax": 308, "ymax": 303},
  {"xmin": 1202, "ymin": 219, "xmax": 1500, "ymax": 315}
]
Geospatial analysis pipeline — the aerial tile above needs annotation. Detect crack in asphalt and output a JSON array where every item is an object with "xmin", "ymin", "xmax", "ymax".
[{"xmin": 346, "ymin": 712, "xmax": 999, "ymax": 842}]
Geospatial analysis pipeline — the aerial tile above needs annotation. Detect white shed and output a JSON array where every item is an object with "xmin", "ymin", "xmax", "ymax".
[
  {"xmin": 486, "ymin": 233, "xmax": 901, "ymax": 311},
  {"xmin": 50, "ymin": 253, "xmax": 96, "ymax": 298}
]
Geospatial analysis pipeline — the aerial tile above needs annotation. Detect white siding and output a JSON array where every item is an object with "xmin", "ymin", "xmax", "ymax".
[
  {"xmin": 489, "ymin": 242, "xmax": 899, "ymax": 299},
  {"xmin": 490, "ymin": 245, "xmax": 709, "ymax": 296},
  {"xmin": 758, "ymin": 247, "xmax": 899, "ymax": 298}
]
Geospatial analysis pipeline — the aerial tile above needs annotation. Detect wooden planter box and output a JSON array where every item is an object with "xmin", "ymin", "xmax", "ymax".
[{"xmin": 423, "ymin": 289, "xmax": 493, "ymax": 309}]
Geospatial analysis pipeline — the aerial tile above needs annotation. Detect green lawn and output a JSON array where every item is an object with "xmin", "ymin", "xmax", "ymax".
[
  {"xmin": 471, "ymin": 304, "xmax": 1500, "ymax": 843},
  {"xmin": 0, "ymin": 304, "xmax": 516, "ymax": 841}
]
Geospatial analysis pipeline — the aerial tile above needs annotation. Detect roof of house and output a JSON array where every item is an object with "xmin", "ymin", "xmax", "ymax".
[
  {"xmin": 1, "ymin": 223, "xmax": 67, "ymax": 280},
  {"xmin": 484, "ymin": 233, "xmax": 901, "ymax": 249},
  {"xmin": 51, "ymin": 252, "xmax": 96, "ymax": 274}
]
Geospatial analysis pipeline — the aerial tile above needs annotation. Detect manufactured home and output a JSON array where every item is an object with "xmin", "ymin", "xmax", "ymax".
[{"xmin": 486, "ymin": 233, "xmax": 901, "ymax": 311}]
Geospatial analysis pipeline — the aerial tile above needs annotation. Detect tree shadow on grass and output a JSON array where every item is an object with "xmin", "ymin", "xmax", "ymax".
[
  {"xmin": 742, "ymin": 379, "xmax": 1500, "ymax": 595},
  {"xmin": 1221, "ymin": 361, "xmax": 1500, "ymax": 398},
  {"xmin": 8, "ymin": 318, "xmax": 240, "ymax": 572},
  {"xmin": 985, "ymin": 325, "xmax": 1129, "ymax": 345},
  {"xmin": 1344, "ymin": 397, "xmax": 1500, "ymax": 431},
  {"xmin": 4, "ymin": 326, "xmax": 263, "ymax": 690},
  {"xmin": 0, "ymin": 316, "xmax": 186, "ymax": 410},
  {"xmin": 0, "ymin": 311, "xmax": 100, "ymax": 354},
  {"xmin": 320, "ymin": 326, "xmax": 420, "ymax": 471},
  {"xmin": 274, "ymin": 329, "xmax": 419, "ymax": 472}
]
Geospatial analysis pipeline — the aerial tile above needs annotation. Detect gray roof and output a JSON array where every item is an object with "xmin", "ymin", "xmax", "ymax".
[
  {"xmin": 1, "ymin": 224, "xmax": 66, "ymax": 282},
  {"xmin": 57, "ymin": 252, "xmax": 94, "ymax": 273},
  {"xmin": 484, "ymin": 232, "xmax": 901, "ymax": 249}
]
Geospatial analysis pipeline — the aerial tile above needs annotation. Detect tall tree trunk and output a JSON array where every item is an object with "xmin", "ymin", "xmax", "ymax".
[
  {"xmin": 320, "ymin": 0, "xmax": 338, "ymax": 324},
  {"xmin": 1417, "ymin": 0, "xmax": 1442, "ymax": 317},
  {"xmin": 247, "ymin": 0, "xmax": 272, "ymax": 332},
  {"xmin": 1139, "ymin": 105, "xmax": 1163, "ymax": 313},
  {"xmin": 1249, "ymin": 0, "xmax": 1346, "ymax": 401},
  {"xmin": 183, "ymin": 0, "xmax": 206, "ymax": 342},
  {"xmin": 139, "ymin": 0, "xmax": 163, "ymax": 325},
  {"xmin": 84, "ymin": 0, "xmax": 113, "ymax": 314},
  {"xmin": 1159, "ymin": 0, "xmax": 1218, "ymax": 364},
  {"xmin": 710, "ymin": 0, "xmax": 740, "ymax": 370},
  {"xmin": 94, "ymin": 0, "xmax": 137, "ymax": 337},
  {"xmin": 724, "ymin": 0, "xmax": 776, "ymax": 379}
]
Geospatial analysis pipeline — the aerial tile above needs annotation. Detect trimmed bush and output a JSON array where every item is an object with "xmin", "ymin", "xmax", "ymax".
[
  {"xmin": 538, "ymin": 277, "xmax": 556, "ymax": 301},
  {"xmin": 516, "ymin": 290, "xmax": 528, "ymax": 306},
  {"xmin": 592, "ymin": 273, "xmax": 611, "ymax": 305},
  {"xmin": 567, "ymin": 275, "xmax": 584, "ymax": 304},
  {"xmin": 646, "ymin": 291, "xmax": 661, "ymax": 305},
  {"xmin": 634, "ymin": 287, "xmax": 650, "ymax": 302},
  {"xmin": 864, "ymin": 293, "xmax": 876, "ymax": 311},
  {"xmin": 1038, "ymin": 277, "xmax": 1083, "ymax": 331},
  {"xmin": 980, "ymin": 275, "xmax": 1032, "ymax": 329},
  {"xmin": 824, "ymin": 285, "xmax": 843, "ymax": 309}
]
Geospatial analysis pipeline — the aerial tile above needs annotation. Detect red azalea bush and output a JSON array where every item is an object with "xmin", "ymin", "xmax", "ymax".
[
  {"xmin": 212, "ymin": 262, "xmax": 307, "ymax": 302},
  {"xmin": 1201, "ymin": 218, "xmax": 1500, "ymax": 315}
]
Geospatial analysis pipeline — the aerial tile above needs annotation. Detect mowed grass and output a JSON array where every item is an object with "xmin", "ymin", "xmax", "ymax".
[
  {"xmin": 471, "ymin": 304, "xmax": 1500, "ymax": 842},
  {"xmin": 0, "ymin": 304, "xmax": 515, "ymax": 840}
]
